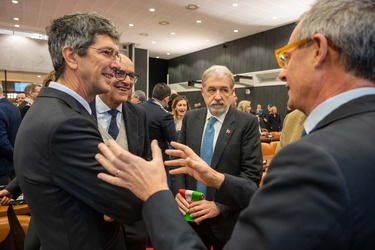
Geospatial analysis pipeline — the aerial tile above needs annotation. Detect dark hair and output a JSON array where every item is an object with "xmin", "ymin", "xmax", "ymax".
[
  {"xmin": 152, "ymin": 83, "xmax": 171, "ymax": 101},
  {"xmin": 46, "ymin": 12, "xmax": 120, "ymax": 80},
  {"xmin": 24, "ymin": 84, "xmax": 40, "ymax": 96}
]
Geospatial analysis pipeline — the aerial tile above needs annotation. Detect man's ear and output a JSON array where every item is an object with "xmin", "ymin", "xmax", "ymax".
[
  {"xmin": 311, "ymin": 34, "xmax": 329, "ymax": 69},
  {"xmin": 61, "ymin": 46, "xmax": 78, "ymax": 70}
]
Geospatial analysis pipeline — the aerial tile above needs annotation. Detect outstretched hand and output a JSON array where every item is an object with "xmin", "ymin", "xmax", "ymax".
[
  {"xmin": 165, "ymin": 141, "xmax": 224, "ymax": 189},
  {"xmin": 96, "ymin": 139, "xmax": 169, "ymax": 201}
]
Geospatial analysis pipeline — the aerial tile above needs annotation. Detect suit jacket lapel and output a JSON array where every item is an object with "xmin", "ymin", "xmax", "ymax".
[
  {"xmin": 211, "ymin": 107, "xmax": 236, "ymax": 170},
  {"xmin": 122, "ymin": 102, "xmax": 138, "ymax": 155},
  {"xmin": 193, "ymin": 109, "xmax": 207, "ymax": 155}
]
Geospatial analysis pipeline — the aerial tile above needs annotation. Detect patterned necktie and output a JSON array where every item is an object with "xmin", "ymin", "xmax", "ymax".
[
  {"xmin": 108, "ymin": 109, "xmax": 119, "ymax": 139},
  {"xmin": 197, "ymin": 117, "xmax": 217, "ymax": 196}
]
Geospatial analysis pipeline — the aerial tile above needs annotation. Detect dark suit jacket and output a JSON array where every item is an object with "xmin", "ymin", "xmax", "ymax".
[
  {"xmin": 171, "ymin": 106, "xmax": 262, "ymax": 242},
  {"xmin": 142, "ymin": 94, "xmax": 375, "ymax": 250},
  {"xmin": 14, "ymin": 87, "xmax": 144, "ymax": 249},
  {"xmin": 139, "ymin": 99, "xmax": 178, "ymax": 160},
  {"xmin": 89, "ymin": 100, "xmax": 150, "ymax": 160},
  {"xmin": 0, "ymin": 97, "xmax": 21, "ymax": 176}
]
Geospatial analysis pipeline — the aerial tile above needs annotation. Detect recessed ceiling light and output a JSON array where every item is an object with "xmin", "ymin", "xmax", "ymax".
[
  {"xmin": 149, "ymin": 8, "xmax": 155, "ymax": 12},
  {"xmin": 185, "ymin": 4, "xmax": 199, "ymax": 10},
  {"xmin": 205, "ymin": 39, "xmax": 210, "ymax": 42},
  {"xmin": 158, "ymin": 21, "xmax": 170, "ymax": 25},
  {"xmin": 196, "ymin": 20, "xmax": 202, "ymax": 24},
  {"xmin": 233, "ymin": 3, "xmax": 239, "ymax": 7},
  {"xmin": 139, "ymin": 33, "xmax": 148, "ymax": 36},
  {"xmin": 13, "ymin": 17, "xmax": 19, "ymax": 21},
  {"xmin": 152, "ymin": 41, "xmax": 156, "ymax": 44},
  {"xmin": 129, "ymin": 24, "xmax": 134, "ymax": 27},
  {"xmin": 183, "ymin": 47, "xmax": 188, "ymax": 49},
  {"xmin": 272, "ymin": 16, "xmax": 278, "ymax": 20},
  {"xmin": 37, "ymin": 75, "xmax": 41, "ymax": 78},
  {"xmin": 156, "ymin": 56, "xmax": 159, "ymax": 58},
  {"xmin": 166, "ymin": 53, "xmax": 170, "ymax": 55},
  {"xmin": 171, "ymin": 32, "xmax": 175, "ymax": 35},
  {"xmin": 15, "ymin": 24, "xmax": 20, "ymax": 27},
  {"xmin": 234, "ymin": 29, "xmax": 239, "ymax": 32},
  {"xmin": 12, "ymin": 0, "xmax": 18, "ymax": 4}
]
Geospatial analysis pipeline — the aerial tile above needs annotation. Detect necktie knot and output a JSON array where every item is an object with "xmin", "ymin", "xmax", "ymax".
[
  {"xmin": 108, "ymin": 109, "xmax": 119, "ymax": 139},
  {"xmin": 207, "ymin": 117, "xmax": 217, "ymax": 127}
]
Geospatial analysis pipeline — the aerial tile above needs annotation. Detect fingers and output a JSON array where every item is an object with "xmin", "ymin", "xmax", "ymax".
[
  {"xmin": 169, "ymin": 166, "xmax": 187, "ymax": 175},
  {"xmin": 103, "ymin": 215, "xmax": 114, "ymax": 222},
  {"xmin": 150, "ymin": 140, "xmax": 162, "ymax": 163},
  {"xmin": 97, "ymin": 172, "xmax": 128, "ymax": 189}
]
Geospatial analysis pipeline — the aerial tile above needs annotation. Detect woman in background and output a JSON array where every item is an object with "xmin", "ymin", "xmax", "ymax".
[
  {"xmin": 171, "ymin": 95, "xmax": 190, "ymax": 133},
  {"xmin": 237, "ymin": 100, "xmax": 251, "ymax": 113},
  {"xmin": 268, "ymin": 105, "xmax": 282, "ymax": 131}
]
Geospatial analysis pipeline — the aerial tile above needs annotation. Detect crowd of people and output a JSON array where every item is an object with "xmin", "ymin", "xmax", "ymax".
[{"xmin": 1, "ymin": 0, "xmax": 375, "ymax": 249}]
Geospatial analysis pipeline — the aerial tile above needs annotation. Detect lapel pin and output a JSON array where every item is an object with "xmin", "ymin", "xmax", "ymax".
[{"xmin": 226, "ymin": 129, "xmax": 230, "ymax": 134}]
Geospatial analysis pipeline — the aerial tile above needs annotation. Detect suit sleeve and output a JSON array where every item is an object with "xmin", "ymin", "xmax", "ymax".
[
  {"xmin": 143, "ymin": 190, "xmax": 207, "ymax": 250},
  {"xmin": 0, "ymin": 110, "xmax": 14, "ymax": 161},
  {"xmin": 50, "ymin": 115, "xmax": 143, "ymax": 224},
  {"xmin": 224, "ymin": 141, "xmax": 350, "ymax": 249},
  {"xmin": 162, "ymin": 112, "xmax": 178, "ymax": 143}
]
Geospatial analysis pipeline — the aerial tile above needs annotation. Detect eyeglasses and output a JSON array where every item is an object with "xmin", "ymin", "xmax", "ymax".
[
  {"xmin": 86, "ymin": 47, "xmax": 122, "ymax": 62},
  {"xmin": 115, "ymin": 70, "xmax": 139, "ymax": 83},
  {"xmin": 274, "ymin": 38, "xmax": 312, "ymax": 69}
]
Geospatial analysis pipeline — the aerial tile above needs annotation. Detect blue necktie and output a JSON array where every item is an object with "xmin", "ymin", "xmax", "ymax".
[
  {"xmin": 108, "ymin": 109, "xmax": 119, "ymax": 139},
  {"xmin": 197, "ymin": 117, "xmax": 217, "ymax": 196},
  {"xmin": 301, "ymin": 129, "xmax": 307, "ymax": 137}
]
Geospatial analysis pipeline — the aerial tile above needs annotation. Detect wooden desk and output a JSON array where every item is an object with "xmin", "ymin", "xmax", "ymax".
[{"xmin": 0, "ymin": 204, "xmax": 29, "ymax": 217}]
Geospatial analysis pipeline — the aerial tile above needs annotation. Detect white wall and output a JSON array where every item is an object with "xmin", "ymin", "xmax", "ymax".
[{"xmin": 0, "ymin": 34, "xmax": 53, "ymax": 73}]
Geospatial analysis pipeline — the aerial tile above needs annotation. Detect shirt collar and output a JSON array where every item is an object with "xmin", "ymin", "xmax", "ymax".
[
  {"xmin": 205, "ymin": 106, "xmax": 229, "ymax": 124},
  {"xmin": 95, "ymin": 95, "xmax": 122, "ymax": 114},
  {"xmin": 49, "ymin": 81, "xmax": 92, "ymax": 115},
  {"xmin": 304, "ymin": 87, "xmax": 375, "ymax": 134}
]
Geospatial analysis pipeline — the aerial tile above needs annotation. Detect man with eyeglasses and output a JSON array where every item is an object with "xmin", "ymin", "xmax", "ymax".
[
  {"xmin": 19, "ymin": 83, "xmax": 41, "ymax": 118},
  {"xmin": 14, "ymin": 13, "xmax": 144, "ymax": 249},
  {"xmin": 94, "ymin": 0, "xmax": 375, "ymax": 249},
  {"xmin": 89, "ymin": 54, "xmax": 150, "ymax": 250}
]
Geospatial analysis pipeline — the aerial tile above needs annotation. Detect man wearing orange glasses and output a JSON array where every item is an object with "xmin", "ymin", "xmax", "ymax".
[{"xmin": 95, "ymin": 0, "xmax": 375, "ymax": 249}]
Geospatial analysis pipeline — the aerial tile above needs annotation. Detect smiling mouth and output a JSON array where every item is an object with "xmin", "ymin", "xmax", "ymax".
[
  {"xmin": 103, "ymin": 73, "xmax": 113, "ymax": 79},
  {"xmin": 115, "ymin": 86, "xmax": 129, "ymax": 91}
]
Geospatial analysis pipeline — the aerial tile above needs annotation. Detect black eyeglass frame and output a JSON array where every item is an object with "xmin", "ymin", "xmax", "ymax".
[{"xmin": 115, "ymin": 70, "xmax": 139, "ymax": 83}]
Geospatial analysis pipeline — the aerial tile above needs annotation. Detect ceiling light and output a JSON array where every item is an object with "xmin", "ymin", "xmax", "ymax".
[
  {"xmin": 233, "ymin": 3, "xmax": 239, "ymax": 7},
  {"xmin": 12, "ymin": 0, "xmax": 18, "ymax": 3},
  {"xmin": 158, "ymin": 21, "xmax": 170, "ymax": 25},
  {"xmin": 205, "ymin": 39, "xmax": 210, "ymax": 42},
  {"xmin": 149, "ymin": 8, "xmax": 155, "ymax": 12},
  {"xmin": 185, "ymin": 4, "xmax": 199, "ymax": 10},
  {"xmin": 139, "ymin": 33, "xmax": 148, "ymax": 36},
  {"xmin": 37, "ymin": 75, "xmax": 41, "ymax": 78},
  {"xmin": 152, "ymin": 41, "xmax": 156, "ymax": 44},
  {"xmin": 129, "ymin": 24, "xmax": 134, "ymax": 27},
  {"xmin": 15, "ymin": 24, "xmax": 20, "ymax": 27},
  {"xmin": 272, "ymin": 16, "xmax": 278, "ymax": 20},
  {"xmin": 171, "ymin": 32, "xmax": 175, "ymax": 35},
  {"xmin": 234, "ymin": 29, "xmax": 239, "ymax": 32},
  {"xmin": 184, "ymin": 47, "xmax": 187, "ymax": 49},
  {"xmin": 196, "ymin": 20, "xmax": 202, "ymax": 24},
  {"xmin": 166, "ymin": 53, "xmax": 170, "ymax": 55},
  {"xmin": 156, "ymin": 56, "xmax": 159, "ymax": 58},
  {"xmin": 13, "ymin": 17, "xmax": 19, "ymax": 21}
]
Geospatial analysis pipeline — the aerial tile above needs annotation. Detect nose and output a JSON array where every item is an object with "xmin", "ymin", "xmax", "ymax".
[
  {"xmin": 110, "ymin": 59, "xmax": 122, "ymax": 72},
  {"xmin": 278, "ymin": 68, "xmax": 287, "ymax": 82},
  {"xmin": 214, "ymin": 90, "xmax": 222, "ymax": 100}
]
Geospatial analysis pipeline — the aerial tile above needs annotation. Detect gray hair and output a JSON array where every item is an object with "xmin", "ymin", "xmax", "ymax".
[
  {"xmin": 24, "ymin": 84, "xmax": 40, "ymax": 96},
  {"xmin": 201, "ymin": 65, "xmax": 235, "ymax": 88},
  {"xmin": 132, "ymin": 90, "xmax": 146, "ymax": 102},
  {"xmin": 46, "ymin": 12, "xmax": 120, "ymax": 80},
  {"xmin": 297, "ymin": 0, "xmax": 375, "ymax": 82}
]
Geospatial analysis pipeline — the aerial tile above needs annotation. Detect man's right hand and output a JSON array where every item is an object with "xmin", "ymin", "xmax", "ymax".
[
  {"xmin": 0, "ymin": 189, "xmax": 13, "ymax": 205},
  {"xmin": 175, "ymin": 193, "xmax": 189, "ymax": 215}
]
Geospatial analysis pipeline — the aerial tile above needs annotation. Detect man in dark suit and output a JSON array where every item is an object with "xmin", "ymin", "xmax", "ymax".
[
  {"xmin": 171, "ymin": 65, "xmax": 262, "ymax": 249},
  {"xmin": 0, "ymin": 84, "xmax": 21, "ymax": 186},
  {"xmin": 95, "ymin": 0, "xmax": 375, "ymax": 249},
  {"xmin": 18, "ymin": 83, "xmax": 41, "ymax": 119},
  {"xmin": 90, "ymin": 54, "xmax": 149, "ymax": 250},
  {"xmin": 139, "ymin": 83, "xmax": 178, "ymax": 162},
  {"xmin": 14, "ymin": 13, "xmax": 143, "ymax": 249}
]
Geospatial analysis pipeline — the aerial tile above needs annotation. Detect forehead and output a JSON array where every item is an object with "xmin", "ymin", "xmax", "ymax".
[
  {"xmin": 93, "ymin": 34, "xmax": 119, "ymax": 48},
  {"xmin": 120, "ymin": 58, "xmax": 134, "ymax": 71},
  {"xmin": 203, "ymin": 76, "xmax": 231, "ymax": 88}
]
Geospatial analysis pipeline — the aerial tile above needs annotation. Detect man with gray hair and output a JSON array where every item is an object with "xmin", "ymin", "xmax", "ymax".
[
  {"xmin": 170, "ymin": 65, "xmax": 262, "ymax": 249},
  {"xmin": 95, "ymin": 0, "xmax": 375, "ymax": 249},
  {"xmin": 19, "ymin": 83, "xmax": 41, "ymax": 118},
  {"xmin": 130, "ymin": 89, "xmax": 146, "ymax": 104},
  {"xmin": 14, "ymin": 12, "xmax": 143, "ymax": 249}
]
